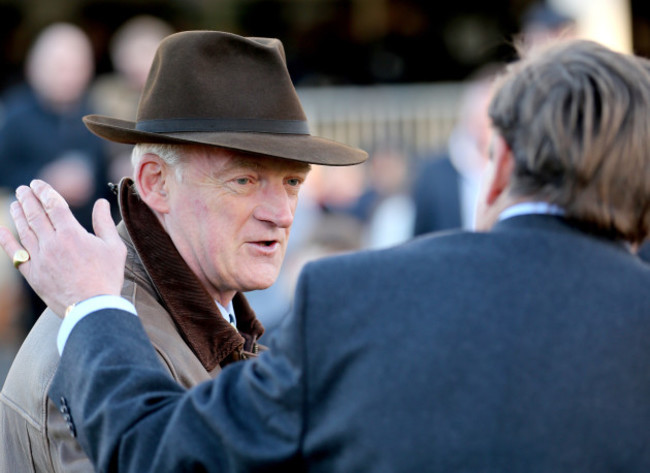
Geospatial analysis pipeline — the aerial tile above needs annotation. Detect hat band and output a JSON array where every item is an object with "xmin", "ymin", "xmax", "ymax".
[{"xmin": 135, "ymin": 118, "xmax": 310, "ymax": 135}]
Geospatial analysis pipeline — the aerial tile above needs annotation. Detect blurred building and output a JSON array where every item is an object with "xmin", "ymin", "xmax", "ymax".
[
  {"xmin": 0, "ymin": 1, "xmax": 642, "ymax": 151},
  {"xmin": 1, "ymin": 0, "xmax": 639, "ymax": 87}
]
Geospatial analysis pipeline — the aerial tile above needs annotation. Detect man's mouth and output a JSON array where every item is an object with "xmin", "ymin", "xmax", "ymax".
[{"xmin": 251, "ymin": 240, "xmax": 278, "ymax": 248}]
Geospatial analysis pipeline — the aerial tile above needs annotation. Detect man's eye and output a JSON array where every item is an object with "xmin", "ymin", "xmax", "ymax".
[
  {"xmin": 236, "ymin": 178, "xmax": 250, "ymax": 185},
  {"xmin": 287, "ymin": 178, "xmax": 301, "ymax": 187}
]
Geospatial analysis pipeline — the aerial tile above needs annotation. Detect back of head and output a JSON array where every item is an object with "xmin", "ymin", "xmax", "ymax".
[{"xmin": 489, "ymin": 39, "xmax": 650, "ymax": 244}]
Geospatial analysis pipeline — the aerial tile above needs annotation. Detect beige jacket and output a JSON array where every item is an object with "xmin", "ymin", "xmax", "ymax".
[{"xmin": 0, "ymin": 179, "xmax": 264, "ymax": 472}]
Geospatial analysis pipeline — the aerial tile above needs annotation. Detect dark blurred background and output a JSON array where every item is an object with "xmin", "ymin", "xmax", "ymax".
[{"xmin": 0, "ymin": 0, "xmax": 643, "ymax": 92}]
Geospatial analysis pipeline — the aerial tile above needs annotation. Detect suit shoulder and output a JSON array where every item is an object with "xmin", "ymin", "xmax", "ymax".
[{"xmin": 302, "ymin": 230, "xmax": 480, "ymax": 278}]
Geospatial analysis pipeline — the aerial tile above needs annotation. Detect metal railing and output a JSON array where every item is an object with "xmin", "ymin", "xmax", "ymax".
[{"xmin": 297, "ymin": 82, "xmax": 464, "ymax": 158}]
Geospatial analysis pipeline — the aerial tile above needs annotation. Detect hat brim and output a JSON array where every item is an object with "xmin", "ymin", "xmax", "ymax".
[{"xmin": 83, "ymin": 115, "xmax": 367, "ymax": 166}]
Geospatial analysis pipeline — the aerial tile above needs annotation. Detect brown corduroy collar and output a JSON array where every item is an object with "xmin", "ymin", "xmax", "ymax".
[{"xmin": 118, "ymin": 178, "xmax": 265, "ymax": 371}]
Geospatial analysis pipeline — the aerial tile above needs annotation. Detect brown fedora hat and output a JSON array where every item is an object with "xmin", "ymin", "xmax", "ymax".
[{"xmin": 83, "ymin": 31, "xmax": 367, "ymax": 166}]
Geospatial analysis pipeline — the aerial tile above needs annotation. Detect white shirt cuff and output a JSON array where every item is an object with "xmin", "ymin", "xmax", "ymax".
[{"xmin": 57, "ymin": 295, "xmax": 137, "ymax": 355}]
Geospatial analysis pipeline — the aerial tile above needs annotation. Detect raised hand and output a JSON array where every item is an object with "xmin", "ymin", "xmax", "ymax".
[{"xmin": 0, "ymin": 179, "xmax": 126, "ymax": 317}]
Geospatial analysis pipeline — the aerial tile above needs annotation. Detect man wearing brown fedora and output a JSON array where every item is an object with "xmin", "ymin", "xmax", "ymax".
[{"xmin": 0, "ymin": 31, "xmax": 366, "ymax": 472}]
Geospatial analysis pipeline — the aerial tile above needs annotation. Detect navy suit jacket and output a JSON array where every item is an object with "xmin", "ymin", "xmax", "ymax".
[{"xmin": 50, "ymin": 215, "xmax": 650, "ymax": 472}]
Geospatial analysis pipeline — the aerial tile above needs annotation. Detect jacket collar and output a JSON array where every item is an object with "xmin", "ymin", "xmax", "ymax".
[
  {"xmin": 492, "ymin": 213, "xmax": 632, "ymax": 252},
  {"xmin": 117, "ymin": 178, "xmax": 264, "ymax": 371}
]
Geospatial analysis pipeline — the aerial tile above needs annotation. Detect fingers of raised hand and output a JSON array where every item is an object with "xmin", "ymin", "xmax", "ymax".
[
  {"xmin": 29, "ymin": 179, "xmax": 79, "ymax": 233},
  {"xmin": 10, "ymin": 199, "xmax": 38, "ymax": 256},
  {"xmin": 15, "ymin": 184, "xmax": 55, "ymax": 238}
]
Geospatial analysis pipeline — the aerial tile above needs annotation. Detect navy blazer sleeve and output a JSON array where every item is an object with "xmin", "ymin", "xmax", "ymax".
[{"xmin": 48, "ymin": 299, "xmax": 308, "ymax": 471}]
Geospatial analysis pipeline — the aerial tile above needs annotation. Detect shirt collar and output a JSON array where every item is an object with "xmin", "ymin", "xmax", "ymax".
[
  {"xmin": 215, "ymin": 301, "xmax": 236, "ymax": 326},
  {"xmin": 498, "ymin": 202, "xmax": 565, "ymax": 222}
]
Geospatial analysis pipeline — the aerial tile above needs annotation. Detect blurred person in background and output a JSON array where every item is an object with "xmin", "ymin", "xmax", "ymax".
[
  {"xmin": 0, "ymin": 23, "xmax": 109, "ymax": 328},
  {"xmin": 0, "ymin": 23, "xmax": 108, "ymax": 230},
  {"xmin": 310, "ymin": 160, "xmax": 367, "ymax": 218},
  {"xmin": 311, "ymin": 139, "xmax": 414, "ymax": 242},
  {"xmin": 360, "ymin": 141, "xmax": 414, "ymax": 248},
  {"xmin": 90, "ymin": 15, "xmax": 174, "ymax": 187},
  {"xmin": 411, "ymin": 1, "xmax": 575, "ymax": 238},
  {"xmin": 412, "ymin": 65, "xmax": 498, "ymax": 235}
]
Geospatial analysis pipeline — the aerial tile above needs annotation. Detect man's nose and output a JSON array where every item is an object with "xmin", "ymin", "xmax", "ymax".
[{"xmin": 254, "ymin": 184, "xmax": 294, "ymax": 228}]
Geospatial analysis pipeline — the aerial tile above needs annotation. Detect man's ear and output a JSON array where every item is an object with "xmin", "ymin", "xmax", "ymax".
[
  {"xmin": 134, "ymin": 154, "xmax": 171, "ymax": 214},
  {"xmin": 484, "ymin": 133, "xmax": 515, "ymax": 206}
]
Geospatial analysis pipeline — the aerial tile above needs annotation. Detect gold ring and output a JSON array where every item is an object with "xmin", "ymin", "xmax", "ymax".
[{"xmin": 12, "ymin": 249, "xmax": 30, "ymax": 269}]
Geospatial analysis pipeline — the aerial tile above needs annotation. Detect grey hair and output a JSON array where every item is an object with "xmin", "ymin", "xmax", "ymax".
[{"xmin": 131, "ymin": 143, "xmax": 185, "ymax": 181}]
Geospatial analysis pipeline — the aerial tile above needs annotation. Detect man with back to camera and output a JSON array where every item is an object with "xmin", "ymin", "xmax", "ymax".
[
  {"xmin": 5, "ymin": 38, "xmax": 650, "ymax": 471},
  {"xmin": 0, "ymin": 30, "xmax": 366, "ymax": 472}
]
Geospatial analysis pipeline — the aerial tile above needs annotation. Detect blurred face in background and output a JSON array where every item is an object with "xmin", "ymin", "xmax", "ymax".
[
  {"xmin": 26, "ymin": 23, "xmax": 94, "ymax": 109},
  {"xmin": 110, "ymin": 16, "xmax": 174, "ymax": 90}
]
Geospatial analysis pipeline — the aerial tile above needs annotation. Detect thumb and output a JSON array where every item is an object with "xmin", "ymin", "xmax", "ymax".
[{"xmin": 92, "ymin": 199, "xmax": 120, "ymax": 246}]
